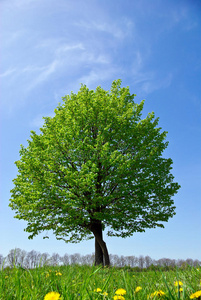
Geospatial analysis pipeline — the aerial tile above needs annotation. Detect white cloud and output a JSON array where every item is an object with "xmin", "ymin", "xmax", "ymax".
[
  {"xmin": 159, "ymin": 4, "xmax": 198, "ymax": 32},
  {"xmin": 2, "ymin": 30, "xmax": 25, "ymax": 48},
  {"xmin": 80, "ymin": 52, "xmax": 110, "ymax": 65},
  {"xmin": 26, "ymin": 60, "xmax": 59, "ymax": 90},
  {"xmin": 1, "ymin": 1, "xmax": 136, "ymax": 104},
  {"xmin": 127, "ymin": 47, "xmax": 173, "ymax": 96},
  {"xmin": 92, "ymin": 22, "xmax": 124, "ymax": 39},
  {"xmin": 2, "ymin": 0, "xmax": 43, "ymax": 11},
  {"xmin": 56, "ymin": 43, "xmax": 85, "ymax": 54},
  {"xmin": 138, "ymin": 73, "xmax": 173, "ymax": 95},
  {"xmin": 1, "ymin": 0, "xmax": 177, "ymax": 113},
  {"xmin": 24, "ymin": 39, "xmax": 111, "ymax": 91},
  {"xmin": 30, "ymin": 112, "xmax": 55, "ymax": 128},
  {"xmin": 30, "ymin": 114, "xmax": 45, "ymax": 128},
  {"xmin": 0, "ymin": 68, "xmax": 16, "ymax": 78},
  {"xmin": 74, "ymin": 18, "xmax": 134, "ymax": 40},
  {"xmin": 78, "ymin": 67, "xmax": 121, "ymax": 88},
  {"xmin": 36, "ymin": 40, "xmax": 85, "ymax": 56},
  {"xmin": 36, "ymin": 38, "xmax": 110, "ymax": 66}
]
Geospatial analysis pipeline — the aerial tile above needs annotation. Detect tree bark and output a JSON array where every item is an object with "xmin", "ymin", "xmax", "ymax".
[
  {"xmin": 95, "ymin": 237, "xmax": 104, "ymax": 265},
  {"xmin": 90, "ymin": 219, "xmax": 110, "ymax": 266}
]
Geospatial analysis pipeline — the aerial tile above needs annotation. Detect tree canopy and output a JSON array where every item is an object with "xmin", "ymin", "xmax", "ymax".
[{"xmin": 9, "ymin": 80, "xmax": 180, "ymax": 265}]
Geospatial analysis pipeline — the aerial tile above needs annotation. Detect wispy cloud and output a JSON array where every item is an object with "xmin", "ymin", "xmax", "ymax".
[
  {"xmin": 25, "ymin": 40, "xmax": 111, "ymax": 91},
  {"xmin": 1, "ymin": 0, "xmax": 182, "ymax": 114},
  {"xmin": 26, "ymin": 60, "xmax": 60, "ymax": 90},
  {"xmin": 78, "ymin": 67, "xmax": 120, "ymax": 88},
  {"xmin": 30, "ymin": 112, "xmax": 55, "ymax": 128},
  {"xmin": 0, "ymin": 68, "xmax": 16, "ymax": 78},
  {"xmin": 2, "ymin": 0, "xmax": 41, "ymax": 11},
  {"xmin": 75, "ymin": 18, "xmax": 134, "ymax": 40},
  {"xmin": 171, "ymin": 5, "xmax": 198, "ymax": 31},
  {"xmin": 128, "ymin": 48, "xmax": 173, "ymax": 97},
  {"xmin": 139, "ymin": 73, "xmax": 173, "ymax": 95},
  {"xmin": 157, "ymin": 4, "xmax": 198, "ymax": 32},
  {"xmin": 56, "ymin": 43, "xmax": 85, "ymax": 54}
]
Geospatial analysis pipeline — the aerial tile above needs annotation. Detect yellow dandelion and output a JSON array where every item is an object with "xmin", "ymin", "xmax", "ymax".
[
  {"xmin": 150, "ymin": 290, "xmax": 165, "ymax": 298},
  {"xmin": 44, "ymin": 291, "xmax": 61, "ymax": 300},
  {"xmin": 55, "ymin": 272, "xmax": 62, "ymax": 276},
  {"xmin": 94, "ymin": 288, "xmax": 102, "ymax": 292},
  {"xmin": 190, "ymin": 291, "xmax": 201, "ymax": 299},
  {"xmin": 113, "ymin": 296, "xmax": 125, "ymax": 300},
  {"xmin": 46, "ymin": 273, "xmax": 50, "ymax": 278},
  {"xmin": 103, "ymin": 292, "xmax": 108, "ymax": 296},
  {"xmin": 174, "ymin": 281, "xmax": 183, "ymax": 287},
  {"xmin": 135, "ymin": 286, "xmax": 142, "ymax": 293},
  {"xmin": 158, "ymin": 290, "xmax": 165, "ymax": 296},
  {"xmin": 115, "ymin": 288, "xmax": 126, "ymax": 295}
]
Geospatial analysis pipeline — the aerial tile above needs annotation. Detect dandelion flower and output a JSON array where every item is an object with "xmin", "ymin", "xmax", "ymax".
[
  {"xmin": 135, "ymin": 286, "xmax": 142, "ymax": 293},
  {"xmin": 103, "ymin": 292, "xmax": 108, "ymax": 296},
  {"xmin": 113, "ymin": 296, "xmax": 125, "ymax": 300},
  {"xmin": 55, "ymin": 272, "xmax": 62, "ymax": 276},
  {"xmin": 94, "ymin": 288, "xmax": 102, "ymax": 292},
  {"xmin": 174, "ymin": 281, "xmax": 183, "ymax": 287},
  {"xmin": 44, "ymin": 291, "xmax": 61, "ymax": 300},
  {"xmin": 115, "ymin": 288, "xmax": 126, "ymax": 295},
  {"xmin": 190, "ymin": 291, "xmax": 201, "ymax": 299},
  {"xmin": 150, "ymin": 290, "xmax": 165, "ymax": 298}
]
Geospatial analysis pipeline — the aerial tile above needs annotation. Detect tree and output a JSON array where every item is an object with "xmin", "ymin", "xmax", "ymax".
[
  {"xmin": 61, "ymin": 253, "xmax": 69, "ymax": 266},
  {"xmin": 50, "ymin": 252, "xmax": 61, "ymax": 266},
  {"xmin": 69, "ymin": 253, "xmax": 81, "ymax": 265},
  {"xmin": 24, "ymin": 250, "xmax": 40, "ymax": 268},
  {"xmin": 0, "ymin": 254, "xmax": 4, "ymax": 268},
  {"xmin": 6, "ymin": 248, "xmax": 26, "ymax": 268},
  {"xmin": 9, "ymin": 80, "xmax": 180, "ymax": 266},
  {"xmin": 144, "ymin": 255, "xmax": 152, "ymax": 268},
  {"xmin": 138, "ymin": 255, "xmax": 145, "ymax": 269}
]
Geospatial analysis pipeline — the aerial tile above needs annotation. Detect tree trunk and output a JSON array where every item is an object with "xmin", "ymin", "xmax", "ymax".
[
  {"xmin": 95, "ymin": 237, "xmax": 104, "ymax": 265},
  {"xmin": 91, "ymin": 219, "xmax": 110, "ymax": 266}
]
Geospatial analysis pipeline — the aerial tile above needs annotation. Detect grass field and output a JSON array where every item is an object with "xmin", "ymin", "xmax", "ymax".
[{"xmin": 1, "ymin": 264, "xmax": 201, "ymax": 300}]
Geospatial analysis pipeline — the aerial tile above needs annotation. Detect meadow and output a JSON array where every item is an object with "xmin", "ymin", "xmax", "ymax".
[{"xmin": 1, "ymin": 264, "xmax": 201, "ymax": 300}]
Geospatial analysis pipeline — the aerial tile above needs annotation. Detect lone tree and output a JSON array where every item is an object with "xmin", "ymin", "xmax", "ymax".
[{"xmin": 9, "ymin": 80, "xmax": 180, "ymax": 266}]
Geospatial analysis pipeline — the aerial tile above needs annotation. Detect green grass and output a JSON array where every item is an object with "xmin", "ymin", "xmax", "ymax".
[{"xmin": 0, "ymin": 265, "xmax": 200, "ymax": 300}]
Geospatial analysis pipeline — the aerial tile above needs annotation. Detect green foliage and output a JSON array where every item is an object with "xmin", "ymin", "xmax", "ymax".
[
  {"xmin": 9, "ymin": 79, "xmax": 180, "ymax": 243},
  {"xmin": 1, "ymin": 265, "xmax": 200, "ymax": 299}
]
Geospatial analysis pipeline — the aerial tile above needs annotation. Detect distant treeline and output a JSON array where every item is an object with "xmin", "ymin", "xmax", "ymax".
[{"xmin": 1, "ymin": 248, "xmax": 200, "ymax": 270}]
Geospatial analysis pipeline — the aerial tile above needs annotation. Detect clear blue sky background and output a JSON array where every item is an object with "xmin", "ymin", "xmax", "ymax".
[{"xmin": 1, "ymin": 0, "xmax": 201, "ymax": 260}]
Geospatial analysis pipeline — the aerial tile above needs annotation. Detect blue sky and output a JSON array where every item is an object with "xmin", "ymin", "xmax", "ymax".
[{"xmin": 1, "ymin": 0, "xmax": 201, "ymax": 260}]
